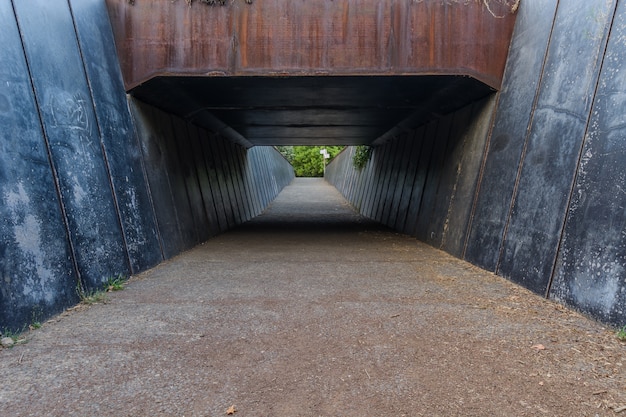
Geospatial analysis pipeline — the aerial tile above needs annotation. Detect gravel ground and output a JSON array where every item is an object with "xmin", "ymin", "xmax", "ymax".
[{"xmin": 1, "ymin": 178, "xmax": 625, "ymax": 416}]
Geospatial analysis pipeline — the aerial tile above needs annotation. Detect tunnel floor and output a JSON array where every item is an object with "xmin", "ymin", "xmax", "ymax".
[{"xmin": 1, "ymin": 179, "xmax": 624, "ymax": 416}]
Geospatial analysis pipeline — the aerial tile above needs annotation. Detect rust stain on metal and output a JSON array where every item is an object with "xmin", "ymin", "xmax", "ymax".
[{"xmin": 105, "ymin": 0, "xmax": 517, "ymax": 91}]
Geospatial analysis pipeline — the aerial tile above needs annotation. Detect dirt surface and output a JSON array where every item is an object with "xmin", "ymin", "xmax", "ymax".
[{"xmin": 1, "ymin": 178, "xmax": 625, "ymax": 416}]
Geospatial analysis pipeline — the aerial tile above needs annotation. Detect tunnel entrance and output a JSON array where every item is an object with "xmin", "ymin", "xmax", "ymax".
[
  {"xmin": 21, "ymin": 0, "xmax": 626, "ymax": 334},
  {"xmin": 129, "ymin": 75, "xmax": 495, "ymax": 148}
]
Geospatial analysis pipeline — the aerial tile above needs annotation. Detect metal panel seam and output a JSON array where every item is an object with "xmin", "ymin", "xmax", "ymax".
[
  {"xmin": 495, "ymin": 0, "xmax": 561, "ymax": 278},
  {"xmin": 545, "ymin": 0, "xmax": 620, "ymax": 298}
]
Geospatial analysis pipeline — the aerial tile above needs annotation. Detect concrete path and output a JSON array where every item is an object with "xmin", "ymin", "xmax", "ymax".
[{"xmin": 1, "ymin": 178, "xmax": 624, "ymax": 416}]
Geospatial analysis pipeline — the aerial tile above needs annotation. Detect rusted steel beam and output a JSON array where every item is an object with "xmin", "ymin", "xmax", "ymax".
[{"xmin": 105, "ymin": 0, "xmax": 517, "ymax": 91}]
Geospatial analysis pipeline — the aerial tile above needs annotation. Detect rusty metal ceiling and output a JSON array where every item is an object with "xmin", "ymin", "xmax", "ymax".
[{"xmin": 108, "ymin": 0, "xmax": 516, "ymax": 147}]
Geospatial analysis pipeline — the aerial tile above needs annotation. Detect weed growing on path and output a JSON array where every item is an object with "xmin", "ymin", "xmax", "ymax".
[
  {"xmin": 617, "ymin": 325, "xmax": 626, "ymax": 342},
  {"xmin": 1, "ymin": 328, "xmax": 27, "ymax": 348},
  {"xmin": 77, "ymin": 274, "xmax": 128, "ymax": 305},
  {"xmin": 105, "ymin": 274, "xmax": 128, "ymax": 292}
]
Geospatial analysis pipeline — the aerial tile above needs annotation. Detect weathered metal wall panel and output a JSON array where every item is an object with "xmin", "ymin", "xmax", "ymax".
[
  {"xmin": 263, "ymin": 147, "xmax": 277, "ymax": 206},
  {"xmin": 221, "ymin": 138, "xmax": 244, "ymax": 225},
  {"xmin": 355, "ymin": 147, "xmax": 374, "ymax": 211},
  {"xmin": 245, "ymin": 147, "xmax": 263, "ymax": 214},
  {"xmin": 172, "ymin": 116, "xmax": 211, "ymax": 243},
  {"xmin": 217, "ymin": 139, "xmax": 239, "ymax": 223},
  {"xmin": 0, "ymin": 1, "xmax": 79, "ymax": 330},
  {"xmin": 442, "ymin": 97, "xmax": 496, "ymax": 258},
  {"xmin": 328, "ymin": 146, "xmax": 359, "ymax": 208},
  {"xmin": 401, "ymin": 123, "xmax": 433, "ymax": 235},
  {"xmin": 158, "ymin": 113, "xmax": 199, "ymax": 249},
  {"xmin": 248, "ymin": 147, "xmax": 267, "ymax": 210},
  {"xmin": 15, "ymin": 0, "xmax": 129, "ymax": 290},
  {"xmin": 424, "ymin": 108, "xmax": 472, "ymax": 247},
  {"xmin": 239, "ymin": 145, "xmax": 253, "ymax": 219},
  {"xmin": 378, "ymin": 138, "xmax": 400, "ymax": 224},
  {"xmin": 130, "ymin": 100, "xmax": 185, "ymax": 259},
  {"xmin": 271, "ymin": 147, "xmax": 295, "ymax": 197},
  {"xmin": 373, "ymin": 141, "xmax": 394, "ymax": 222},
  {"xmin": 362, "ymin": 146, "xmax": 383, "ymax": 219},
  {"xmin": 464, "ymin": 0, "xmax": 559, "ymax": 272},
  {"xmin": 227, "ymin": 141, "xmax": 248, "ymax": 222},
  {"xmin": 328, "ymin": 100, "xmax": 486, "ymax": 248},
  {"xmin": 187, "ymin": 124, "xmax": 221, "ymax": 237},
  {"xmin": 68, "ymin": 0, "xmax": 162, "ymax": 274},
  {"xmin": 130, "ymin": 99, "xmax": 294, "ymax": 256},
  {"xmin": 325, "ymin": 149, "xmax": 341, "ymax": 191},
  {"xmin": 497, "ymin": 0, "xmax": 617, "ymax": 294},
  {"xmin": 239, "ymin": 147, "xmax": 256, "ymax": 217},
  {"xmin": 105, "ymin": 0, "xmax": 516, "ymax": 91},
  {"xmin": 210, "ymin": 138, "xmax": 235, "ymax": 227},
  {"xmin": 200, "ymin": 131, "xmax": 229, "ymax": 232},
  {"xmin": 393, "ymin": 128, "xmax": 424, "ymax": 233},
  {"xmin": 344, "ymin": 148, "xmax": 359, "ymax": 205},
  {"xmin": 343, "ymin": 148, "xmax": 357, "ymax": 208},
  {"xmin": 550, "ymin": 1, "xmax": 626, "ymax": 326},
  {"xmin": 415, "ymin": 118, "xmax": 451, "ymax": 241},
  {"xmin": 233, "ymin": 145, "xmax": 248, "ymax": 219}
]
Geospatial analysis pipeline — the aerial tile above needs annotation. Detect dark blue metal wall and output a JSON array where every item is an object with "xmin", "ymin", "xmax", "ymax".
[
  {"xmin": 496, "ymin": 0, "xmax": 616, "ymax": 295},
  {"xmin": 328, "ymin": 0, "xmax": 626, "ymax": 326},
  {"xmin": 464, "ymin": 0, "xmax": 560, "ymax": 275},
  {"xmin": 550, "ymin": 0, "xmax": 626, "ymax": 324},
  {"xmin": 0, "ymin": 0, "xmax": 294, "ymax": 331},
  {"xmin": 327, "ymin": 95, "xmax": 496, "ymax": 259},
  {"xmin": 130, "ymin": 98, "xmax": 294, "ymax": 262},
  {"xmin": 70, "ymin": 0, "xmax": 164, "ymax": 274},
  {"xmin": 0, "ymin": 1, "xmax": 79, "ymax": 331},
  {"xmin": 15, "ymin": 0, "xmax": 130, "ymax": 295}
]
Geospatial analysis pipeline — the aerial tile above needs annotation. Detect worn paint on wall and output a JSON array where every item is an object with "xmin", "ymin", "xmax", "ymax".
[
  {"xmin": 68, "ymin": 0, "xmax": 163, "ymax": 274},
  {"xmin": 14, "ymin": 0, "xmax": 130, "ymax": 290},
  {"xmin": 550, "ymin": 0, "xmax": 626, "ymax": 326},
  {"xmin": 0, "ymin": 1, "xmax": 79, "ymax": 329},
  {"xmin": 464, "ymin": 0, "xmax": 560, "ymax": 272},
  {"xmin": 497, "ymin": 0, "xmax": 617, "ymax": 294}
]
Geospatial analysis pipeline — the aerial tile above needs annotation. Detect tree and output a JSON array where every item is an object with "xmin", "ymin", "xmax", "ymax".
[{"xmin": 291, "ymin": 146, "xmax": 344, "ymax": 177}]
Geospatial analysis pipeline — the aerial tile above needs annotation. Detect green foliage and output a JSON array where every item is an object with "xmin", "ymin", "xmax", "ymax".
[
  {"xmin": 29, "ymin": 308, "xmax": 43, "ymax": 330},
  {"xmin": 352, "ymin": 145, "xmax": 372, "ymax": 170},
  {"xmin": 105, "ymin": 274, "xmax": 128, "ymax": 292},
  {"xmin": 78, "ymin": 287, "xmax": 108, "ymax": 305},
  {"xmin": 291, "ymin": 146, "xmax": 344, "ymax": 177},
  {"xmin": 617, "ymin": 325, "xmax": 626, "ymax": 342},
  {"xmin": 275, "ymin": 146, "xmax": 295, "ymax": 164},
  {"xmin": 1, "ymin": 328, "xmax": 26, "ymax": 347},
  {"xmin": 77, "ymin": 274, "xmax": 128, "ymax": 305}
]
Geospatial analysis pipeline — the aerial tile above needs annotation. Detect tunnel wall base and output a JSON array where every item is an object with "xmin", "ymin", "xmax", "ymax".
[
  {"xmin": 0, "ymin": 0, "xmax": 293, "ymax": 332},
  {"xmin": 328, "ymin": 0, "xmax": 626, "ymax": 327}
]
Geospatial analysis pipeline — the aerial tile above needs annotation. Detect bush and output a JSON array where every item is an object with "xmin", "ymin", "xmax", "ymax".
[
  {"xmin": 352, "ymin": 145, "xmax": 372, "ymax": 170},
  {"xmin": 290, "ymin": 146, "xmax": 344, "ymax": 177}
]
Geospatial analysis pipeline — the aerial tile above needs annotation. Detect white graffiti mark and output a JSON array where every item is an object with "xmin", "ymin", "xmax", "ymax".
[{"xmin": 48, "ymin": 90, "xmax": 90, "ymax": 133}]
